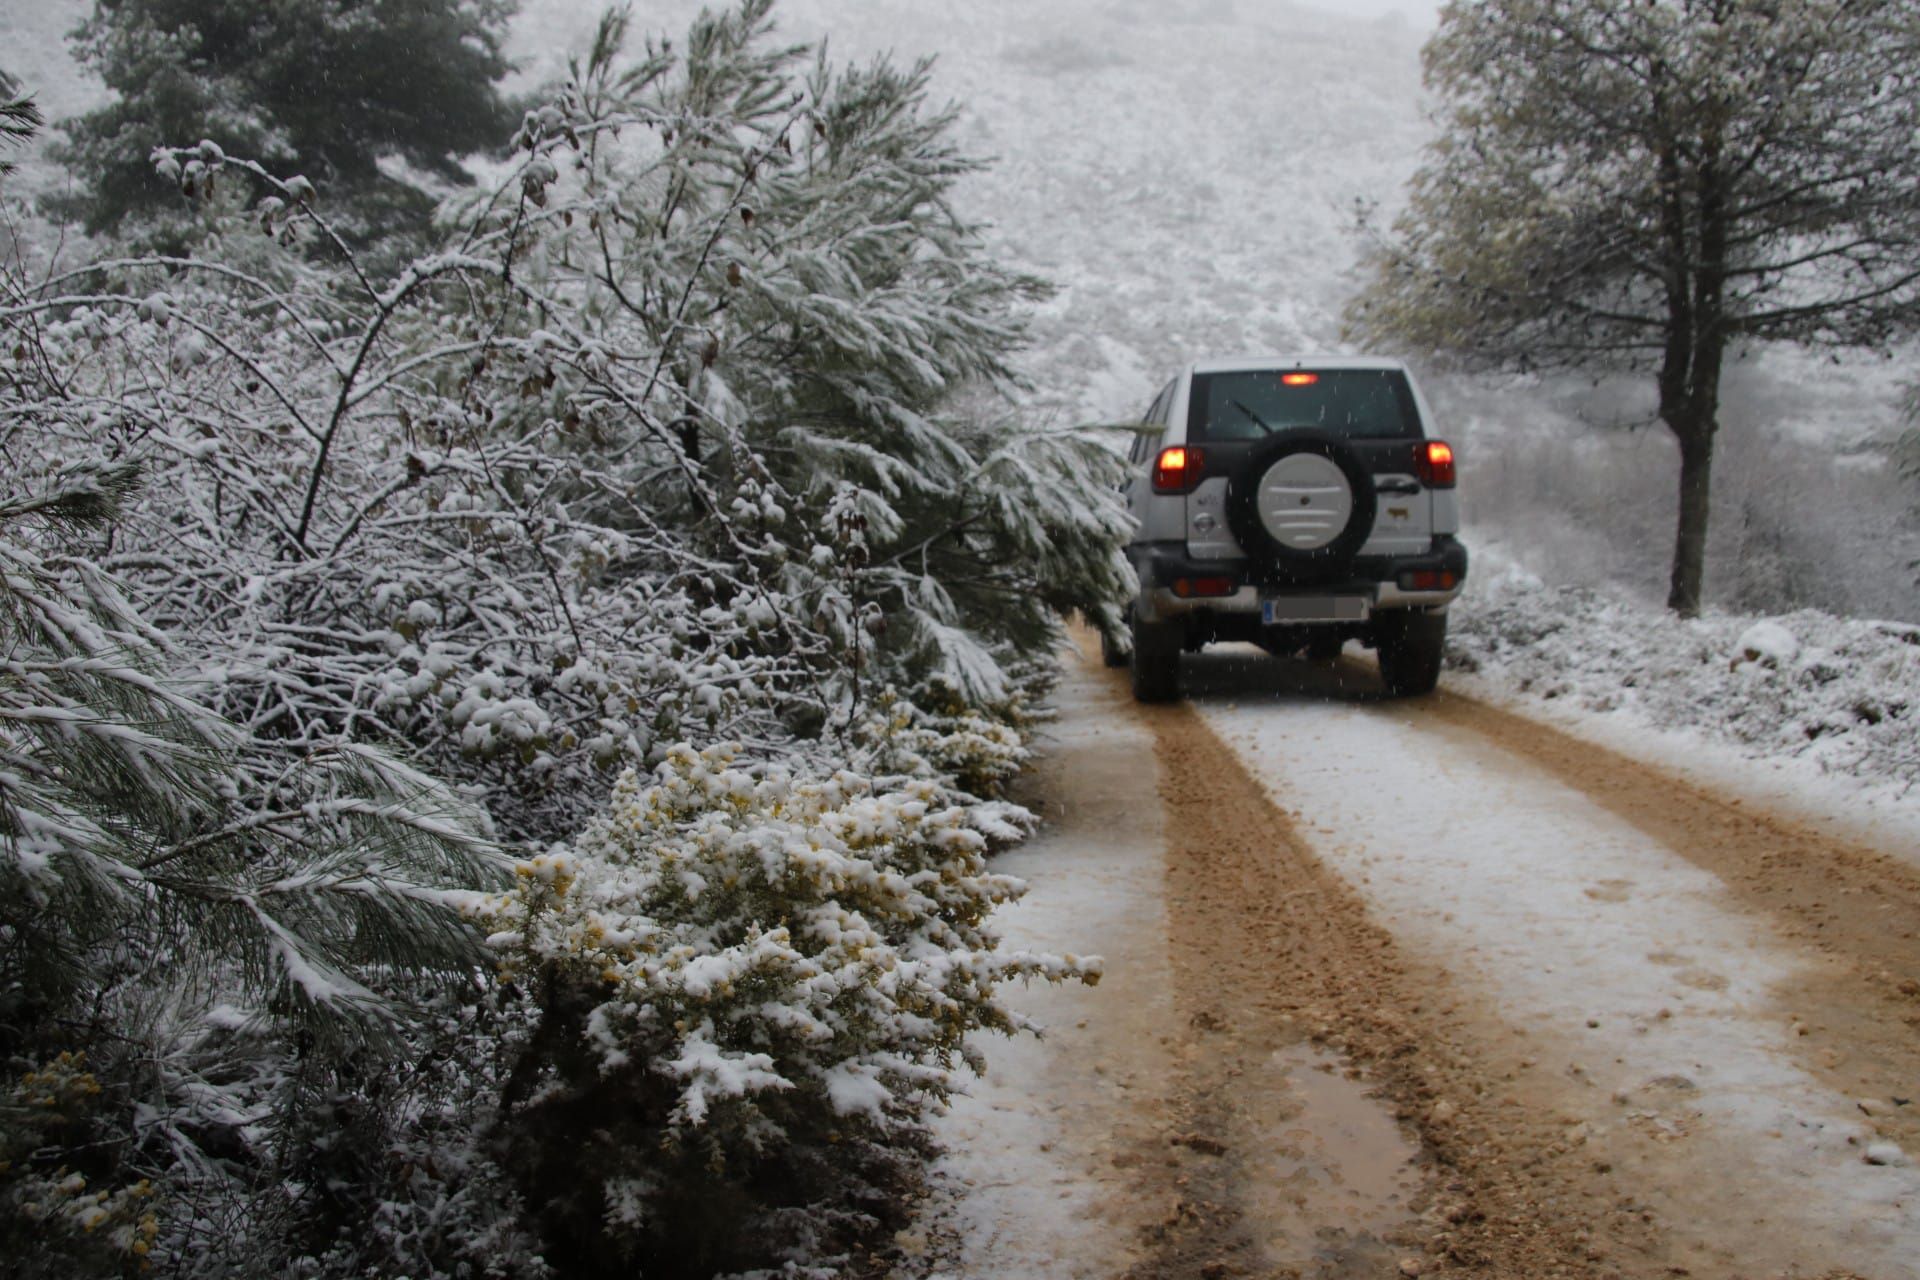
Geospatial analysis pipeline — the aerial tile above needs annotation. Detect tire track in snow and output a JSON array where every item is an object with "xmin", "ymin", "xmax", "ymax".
[
  {"xmin": 1413, "ymin": 688, "xmax": 1920, "ymax": 1164},
  {"xmin": 1110, "ymin": 655, "xmax": 1652, "ymax": 1278},
  {"xmin": 1186, "ymin": 644, "xmax": 1920, "ymax": 1279}
]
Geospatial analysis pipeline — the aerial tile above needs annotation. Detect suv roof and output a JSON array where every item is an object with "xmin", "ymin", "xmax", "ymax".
[{"xmin": 1185, "ymin": 354, "xmax": 1413, "ymax": 376}]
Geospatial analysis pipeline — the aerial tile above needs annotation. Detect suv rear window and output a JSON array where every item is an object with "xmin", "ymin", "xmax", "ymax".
[{"xmin": 1186, "ymin": 369, "xmax": 1422, "ymax": 442}]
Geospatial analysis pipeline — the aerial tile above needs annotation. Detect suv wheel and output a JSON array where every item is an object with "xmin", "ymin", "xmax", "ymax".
[
  {"xmin": 1130, "ymin": 611, "xmax": 1181, "ymax": 703},
  {"xmin": 1225, "ymin": 431, "xmax": 1378, "ymax": 586},
  {"xmin": 1099, "ymin": 611, "xmax": 1131, "ymax": 668},
  {"xmin": 1374, "ymin": 608, "xmax": 1446, "ymax": 697}
]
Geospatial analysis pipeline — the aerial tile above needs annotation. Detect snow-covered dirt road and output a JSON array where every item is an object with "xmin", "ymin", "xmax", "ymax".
[{"xmin": 915, "ymin": 636, "xmax": 1920, "ymax": 1280}]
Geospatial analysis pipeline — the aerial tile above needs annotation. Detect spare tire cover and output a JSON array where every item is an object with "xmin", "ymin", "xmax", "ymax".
[
  {"xmin": 1225, "ymin": 431, "xmax": 1376, "ymax": 583},
  {"xmin": 1255, "ymin": 452, "xmax": 1353, "ymax": 550}
]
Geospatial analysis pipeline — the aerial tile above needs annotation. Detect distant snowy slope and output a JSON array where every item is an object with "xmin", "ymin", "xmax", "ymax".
[
  {"xmin": 0, "ymin": 0, "xmax": 102, "ymax": 200},
  {"xmin": 512, "ymin": 0, "xmax": 1433, "ymax": 420},
  {"xmin": 1, "ymin": 2, "xmax": 100, "ymax": 122}
]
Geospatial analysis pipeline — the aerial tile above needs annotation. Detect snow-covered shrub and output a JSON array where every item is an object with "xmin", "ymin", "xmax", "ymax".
[
  {"xmin": 0, "ymin": 1053, "xmax": 159, "ymax": 1279},
  {"xmin": 854, "ymin": 681, "xmax": 1036, "ymax": 802},
  {"xmin": 4, "ymin": 2, "xmax": 1126, "ymax": 1272},
  {"xmin": 287, "ymin": 986, "xmax": 553, "ymax": 1280},
  {"xmin": 1450, "ymin": 564, "xmax": 1920, "ymax": 790},
  {"xmin": 477, "ymin": 742, "xmax": 1096, "ymax": 1275}
]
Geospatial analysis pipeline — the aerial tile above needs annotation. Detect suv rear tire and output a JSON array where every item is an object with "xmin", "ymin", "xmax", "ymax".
[
  {"xmin": 1374, "ymin": 608, "xmax": 1446, "ymax": 697},
  {"xmin": 1100, "ymin": 613, "xmax": 1131, "ymax": 668},
  {"xmin": 1130, "ymin": 612, "xmax": 1181, "ymax": 703}
]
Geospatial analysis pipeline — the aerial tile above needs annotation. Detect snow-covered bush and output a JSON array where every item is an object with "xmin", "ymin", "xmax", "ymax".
[
  {"xmin": 1450, "ymin": 564, "xmax": 1920, "ymax": 790},
  {"xmin": 477, "ymin": 742, "xmax": 1094, "ymax": 1274},
  {"xmin": 2, "ymin": 0, "xmax": 1129, "ymax": 846},
  {"xmin": 854, "ymin": 681, "xmax": 1037, "ymax": 802},
  {"xmin": 0, "ymin": 1053, "xmax": 158, "ymax": 1278}
]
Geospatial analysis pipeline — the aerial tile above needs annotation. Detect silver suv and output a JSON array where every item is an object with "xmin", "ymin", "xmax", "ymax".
[{"xmin": 1108, "ymin": 356, "xmax": 1466, "ymax": 701}]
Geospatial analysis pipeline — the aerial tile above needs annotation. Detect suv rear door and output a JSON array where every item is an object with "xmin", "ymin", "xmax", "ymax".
[{"xmin": 1182, "ymin": 368, "xmax": 1435, "ymax": 560}]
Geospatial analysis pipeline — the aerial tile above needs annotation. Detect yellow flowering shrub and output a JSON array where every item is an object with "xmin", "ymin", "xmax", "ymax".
[
  {"xmin": 478, "ymin": 741, "xmax": 1097, "ymax": 1270},
  {"xmin": 2, "ymin": 1055, "xmax": 160, "ymax": 1274}
]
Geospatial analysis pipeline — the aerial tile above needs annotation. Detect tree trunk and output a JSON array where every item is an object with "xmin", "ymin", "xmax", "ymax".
[
  {"xmin": 1652, "ymin": 116, "xmax": 1729, "ymax": 619},
  {"xmin": 1667, "ymin": 427, "xmax": 1713, "ymax": 616}
]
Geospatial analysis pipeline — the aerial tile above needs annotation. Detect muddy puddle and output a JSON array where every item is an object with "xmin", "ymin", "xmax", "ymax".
[{"xmin": 1246, "ymin": 1044, "xmax": 1423, "ymax": 1271}]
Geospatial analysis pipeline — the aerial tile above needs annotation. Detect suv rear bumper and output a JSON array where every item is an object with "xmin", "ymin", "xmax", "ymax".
[{"xmin": 1130, "ymin": 537, "xmax": 1468, "ymax": 623}]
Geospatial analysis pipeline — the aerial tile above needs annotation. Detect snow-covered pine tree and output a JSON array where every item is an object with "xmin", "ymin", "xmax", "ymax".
[
  {"xmin": 0, "ymin": 462, "xmax": 515, "ymax": 1274},
  {"xmin": 2, "ymin": 90, "xmax": 534, "ymax": 1278},
  {"xmin": 5, "ymin": 143, "xmax": 812, "ymax": 840},
  {"xmin": 53, "ymin": 0, "xmax": 517, "ymax": 245},
  {"xmin": 498, "ymin": 0, "xmax": 1134, "ymax": 724}
]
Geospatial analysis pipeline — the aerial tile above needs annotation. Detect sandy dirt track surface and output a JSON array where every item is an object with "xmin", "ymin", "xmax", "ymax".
[{"xmin": 911, "ymin": 634, "xmax": 1920, "ymax": 1280}]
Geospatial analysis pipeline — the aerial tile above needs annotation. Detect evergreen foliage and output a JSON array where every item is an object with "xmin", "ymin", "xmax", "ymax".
[
  {"xmin": 52, "ymin": 0, "xmax": 517, "ymax": 239},
  {"xmin": 11, "ymin": 0, "xmax": 1129, "ymax": 844},
  {"xmin": 0, "ymin": 463, "xmax": 512, "ymax": 1274},
  {"xmin": 1352, "ymin": 0, "xmax": 1920, "ymax": 615},
  {"xmin": 3, "ymin": 2, "xmax": 1125, "ymax": 1272},
  {"xmin": 496, "ymin": 0, "xmax": 1133, "ymax": 719},
  {"xmin": 0, "ymin": 72, "xmax": 41, "ymax": 177}
]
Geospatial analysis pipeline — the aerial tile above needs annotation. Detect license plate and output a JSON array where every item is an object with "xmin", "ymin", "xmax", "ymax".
[{"xmin": 1262, "ymin": 596, "xmax": 1370, "ymax": 624}]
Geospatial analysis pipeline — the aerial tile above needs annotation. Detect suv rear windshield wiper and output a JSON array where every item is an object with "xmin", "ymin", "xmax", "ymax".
[{"xmin": 1228, "ymin": 398, "xmax": 1275, "ymax": 436}]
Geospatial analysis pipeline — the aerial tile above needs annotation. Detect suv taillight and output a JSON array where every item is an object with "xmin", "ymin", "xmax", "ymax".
[
  {"xmin": 1416, "ymin": 440, "xmax": 1456, "ymax": 489},
  {"xmin": 1152, "ymin": 445, "xmax": 1204, "ymax": 493}
]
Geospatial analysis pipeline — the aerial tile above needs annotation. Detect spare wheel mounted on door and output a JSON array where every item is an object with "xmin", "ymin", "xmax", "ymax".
[{"xmin": 1224, "ymin": 430, "xmax": 1377, "ymax": 586}]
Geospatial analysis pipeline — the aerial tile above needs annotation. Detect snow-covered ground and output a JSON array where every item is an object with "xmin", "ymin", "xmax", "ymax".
[
  {"xmin": 916, "ymin": 660, "xmax": 1172, "ymax": 1278},
  {"xmin": 1450, "ymin": 550, "xmax": 1920, "ymax": 840}
]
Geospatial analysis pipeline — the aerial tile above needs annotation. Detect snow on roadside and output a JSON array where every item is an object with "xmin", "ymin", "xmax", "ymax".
[
  {"xmin": 1448, "ymin": 552, "xmax": 1920, "ymax": 812},
  {"xmin": 909, "ymin": 655, "xmax": 1173, "ymax": 1278}
]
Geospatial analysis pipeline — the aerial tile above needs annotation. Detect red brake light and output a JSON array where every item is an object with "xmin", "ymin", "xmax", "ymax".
[
  {"xmin": 1399, "ymin": 569, "xmax": 1459, "ymax": 592},
  {"xmin": 1153, "ymin": 445, "xmax": 1203, "ymax": 493},
  {"xmin": 1281, "ymin": 372, "xmax": 1319, "ymax": 387},
  {"xmin": 1172, "ymin": 576, "xmax": 1236, "ymax": 598},
  {"xmin": 1417, "ymin": 440, "xmax": 1456, "ymax": 488}
]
